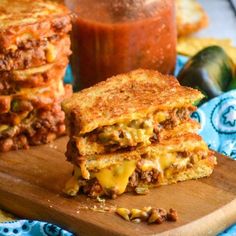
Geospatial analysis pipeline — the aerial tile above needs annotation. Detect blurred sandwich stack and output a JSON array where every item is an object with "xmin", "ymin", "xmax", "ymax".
[
  {"xmin": 176, "ymin": 0, "xmax": 208, "ymax": 37},
  {"xmin": 0, "ymin": 0, "xmax": 72, "ymax": 152}
]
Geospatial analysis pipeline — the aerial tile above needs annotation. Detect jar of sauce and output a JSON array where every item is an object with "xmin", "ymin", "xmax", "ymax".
[{"xmin": 65, "ymin": 0, "xmax": 177, "ymax": 90}]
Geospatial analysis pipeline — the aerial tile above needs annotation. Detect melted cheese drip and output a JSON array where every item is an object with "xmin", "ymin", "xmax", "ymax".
[
  {"xmin": 64, "ymin": 175, "xmax": 80, "ymax": 196},
  {"xmin": 94, "ymin": 160, "xmax": 136, "ymax": 194},
  {"xmin": 46, "ymin": 43, "xmax": 57, "ymax": 63},
  {"xmin": 154, "ymin": 111, "xmax": 168, "ymax": 123},
  {"xmin": 63, "ymin": 167, "xmax": 81, "ymax": 196}
]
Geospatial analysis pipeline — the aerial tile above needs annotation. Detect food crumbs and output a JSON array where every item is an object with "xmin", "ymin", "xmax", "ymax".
[{"xmin": 115, "ymin": 207, "xmax": 178, "ymax": 225}]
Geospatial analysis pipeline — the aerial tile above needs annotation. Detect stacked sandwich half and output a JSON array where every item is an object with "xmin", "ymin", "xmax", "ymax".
[
  {"xmin": 62, "ymin": 69, "xmax": 216, "ymax": 198},
  {"xmin": 0, "ymin": 0, "xmax": 72, "ymax": 152}
]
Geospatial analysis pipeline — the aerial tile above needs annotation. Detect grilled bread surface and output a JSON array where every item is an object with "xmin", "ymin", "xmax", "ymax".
[
  {"xmin": 0, "ymin": 0, "xmax": 71, "ymax": 51},
  {"xmin": 62, "ymin": 69, "xmax": 204, "ymax": 135}
]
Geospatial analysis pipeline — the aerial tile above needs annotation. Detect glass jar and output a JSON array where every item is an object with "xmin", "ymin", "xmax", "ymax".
[{"xmin": 65, "ymin": 0, "xmax": 177, "ymax": 90}]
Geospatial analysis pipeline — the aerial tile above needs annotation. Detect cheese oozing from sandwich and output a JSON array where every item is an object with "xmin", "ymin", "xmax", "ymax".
[{"xmin": 64, "ymin": 136, "xmax": 215, "ymax": 197}]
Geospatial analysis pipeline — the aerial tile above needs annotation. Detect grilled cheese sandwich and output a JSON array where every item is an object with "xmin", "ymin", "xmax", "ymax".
[
  {"xmin": 62, "ymin": 69, "xmax": 203, "ymax": 155},
  {"xmin": 62, "ymin": 70, "xmax": 203, "ymax": 135},
  {"xmin": 0, "ymin": 0, "xmax": 72, "ymax": 152},
  {"xmin": 65, "ymin": 134, "xmax": 216, "ymax": 197},
  {"xmin": 62, "ymin": 69, "xmax": 216, "ymax": 198}
]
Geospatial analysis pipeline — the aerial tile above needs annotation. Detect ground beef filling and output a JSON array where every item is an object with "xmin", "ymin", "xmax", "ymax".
[
  {"xmin": 0, "ymin": 104, "xmax": 65, "ymax": 152},
  {"xmin": 0, "ymin": 41, "xmax": 47, "ymax": 71},
  {"xmin": 81, "ymin": 107, "xmax": 194, "ymax": 153},
  {"xmin": 0, "ymin": 91, "xmax": 64, "ymax": 116},
  {"xmin": 71, "ymin": 150, "xmax": 208, "ymax": 198},
  {"xmin": 65, "ymin": 139, "xmax": 80, "ymax": 163},
  {"xmin": 0, "ymin": 35, "xmax": 64, "ymax": 71},
  {"xmin": 77, "ymin": 178, "xmax": 119, "ymax": 199}
]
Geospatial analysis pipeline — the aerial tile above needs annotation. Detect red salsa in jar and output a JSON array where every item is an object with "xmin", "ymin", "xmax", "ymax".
[{"xmin": 66, "ymin": 0, "xmax": 177, "ymax": 89}]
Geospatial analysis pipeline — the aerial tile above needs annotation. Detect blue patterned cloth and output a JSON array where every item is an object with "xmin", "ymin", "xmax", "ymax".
[
  {"xmin": 0, "ymin": 220, "xmax": 73, "ymax": 236},
  {"xmin": 193, "ymin": 91, "xmax": 236, "ymax": 159},
  {"xmin": 0, "ymin": 56, "xmax": 235, "ymax": 235}
]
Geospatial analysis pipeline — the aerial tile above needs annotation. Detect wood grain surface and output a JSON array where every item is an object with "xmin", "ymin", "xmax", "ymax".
[{"xmin": 0, "ymin": 137, "xmax": 235, "ymax": 236}]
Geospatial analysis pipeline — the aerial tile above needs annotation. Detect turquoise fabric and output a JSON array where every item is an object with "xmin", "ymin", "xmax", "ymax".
[
  {"xmin": 0, "ymin": 220, "xmax": 73, "ymax": 236},
  {"xmin": 0, "ymin": 56, "xmax": 235, "ymax": 235},
  {"xmin": 194, "ymin": 91, "xmax": 236, "ymax": 159},
  {"xmin": 176, "ymin": 55, "xmax": 236, "ymax": 159}
]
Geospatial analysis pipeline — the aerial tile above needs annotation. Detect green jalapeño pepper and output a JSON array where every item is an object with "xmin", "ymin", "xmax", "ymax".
[{"xmin": 177, "ymin": 46, "xmax": 236, "ymax": 102}]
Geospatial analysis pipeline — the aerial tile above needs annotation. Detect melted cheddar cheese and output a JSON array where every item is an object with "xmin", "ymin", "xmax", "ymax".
[
  {"xmin": 92, "ymin": 111, "xmax": 169, "ymax": 149},
  {"xmin": 94, "ymin": 160, "xmax": 136, "ymax": 194},
  {"xmin": 64, "ymin": 147, "xmax": 205, "ymax": 197},
  {"xmin": 98, "ymin": 120, "xmax": 153, "ymax": 147},
  {"xmin": 46, "ymin": 43, "xmax": 57, "ymax": 63}
]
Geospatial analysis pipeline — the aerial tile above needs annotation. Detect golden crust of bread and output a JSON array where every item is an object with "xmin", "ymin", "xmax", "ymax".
[
  {"xmin": 0, "ymin": 56, "xmax": 68, "ymax": 95},
  {"xmin": 176, "ymin": 0, "xmax": 208, "ymax": 37},
  {"xmin": 125, "ymin": 155, "xmax": 216, "ymax": 193},
  {"xmin": 0, "ymin": 0, "xmax": 71, "ymax": 50},
  {"xmin": 159, "ymin": 155, "xmax": 215, "ymax": 186},
  {"xmin": 62, "ymin": 69, "xmax": 204, "ymax": 135}
]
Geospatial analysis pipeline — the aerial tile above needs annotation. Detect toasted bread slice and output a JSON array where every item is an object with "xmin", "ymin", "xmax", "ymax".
[
  {"xmin": 0, "ymin": 57, "xmax": 68, "ymax": 95},
  {"xmin": 0, "ymin": 0, "xmax": 71, "ymax": 52},
  {"xmin": 62, "ymin": 69, "xmax": 204, "ymax": 135},
  {"xmin": 0, "ymin": 35, "xmax": 71, "ymax": 71},
  {"xmin": 0, "ymin": 79, "xmax": 71, "ymax": 114},
  {"xmin": 64, "ymin": 133, "xmax": 216, "ymax": 197},
  {"xmin": 176, "ymin": 0, "xmax": 208, "ymax": 37}
]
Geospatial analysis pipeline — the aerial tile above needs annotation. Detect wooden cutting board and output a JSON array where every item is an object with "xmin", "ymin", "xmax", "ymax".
[{"xmin": 0, "ymin": 137, "xmax": 235, "ymax": 236}]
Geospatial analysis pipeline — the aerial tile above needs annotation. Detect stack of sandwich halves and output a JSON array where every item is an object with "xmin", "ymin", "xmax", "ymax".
[
  {"xmin": 62, "ymin": 69, "xmax": 216, "ymax": 198},
  {"xmin": 0, "ymin": 0, "xmax": 72, "ymax": 152}
]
